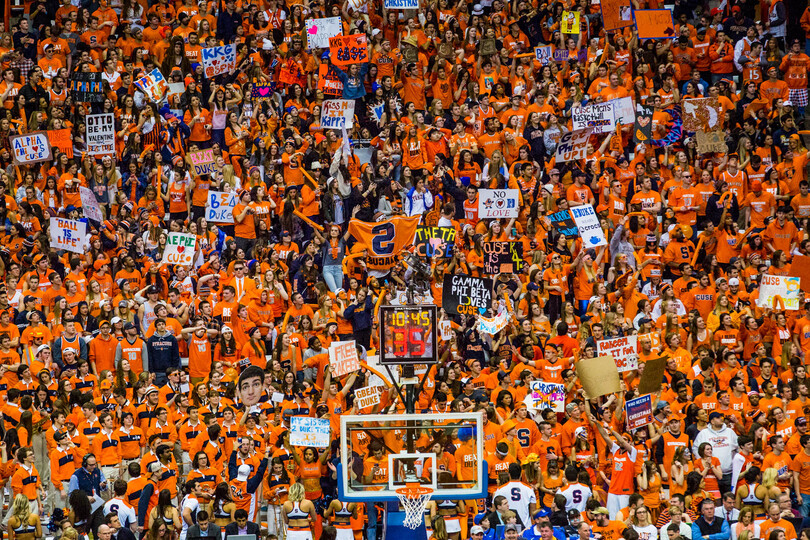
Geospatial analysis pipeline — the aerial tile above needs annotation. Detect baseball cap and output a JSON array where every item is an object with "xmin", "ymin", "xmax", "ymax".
[
  {"xmin": 471, "ymin": 526, "xmax": 484, "ymax": 535},
  {"xmin": 709, "ymin": 411, "xmax": 724, "ymax": 421},
  {"xmin": 729, "ymin": 278, "xmax": 740, "ymax": 286},
  {"xmin": 504, "ymin": 524, "xmax": 519, "ymax": 532},
  {"xmin": 145, "ymin": 386, "xmax": 159, "ymax": 395},
  {"xmin": 593, "ymin": 507, "xmax": 610, "ymax": 515},
  {"xmin": 797, "ymin": 417, "xmax": 808, "ymax": 427},
  {"xmin": 36, "ymin": 344, "xmax": 51, "ymax": 355},
  {"xmin": 100, "ymin": 380, "xmax": 112, "ymax": 390},
  {"xmin": 568, "ymin": 509, "xmax": 582, "ymax": 519},
  {"xmin": 123, "ymin": 322, "xmax": 136, "ymax": 331}
]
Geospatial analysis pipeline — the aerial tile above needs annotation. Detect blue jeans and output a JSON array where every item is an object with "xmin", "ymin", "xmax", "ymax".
[
  {"xmin": 800, "ymin": 493, "xmax": 810, "ymax": 520},
  {"xmin": 367, "ymin": 502, "xmax": 378, "ymax": 540},
  {"xmin": 323, "ymin": 265, "xmax": 343, "ymax": 292}
]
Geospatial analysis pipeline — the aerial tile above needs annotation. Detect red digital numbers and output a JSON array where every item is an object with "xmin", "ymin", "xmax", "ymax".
[{"xmin": 392, "ymin": 328, "xmax": 425, "ymax": 357}]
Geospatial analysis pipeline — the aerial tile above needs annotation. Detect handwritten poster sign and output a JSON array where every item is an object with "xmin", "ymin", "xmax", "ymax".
[
  {"xmin": 482, "ymin": 242, "xmax": 524, "ymax": 274},
  {"xmin": 162, "ymin": 233, "xmax": 196, "ymax": 266},
  {"xmin": 321, "ymin": 99, "xmax": 355, "ymax": 128},
  {"xmin": 442, "ymin": 274, "xmax": 492, "ymax": 316},
  {"xmin": 46, "ymin": 129, "xmax": 73, "ymax": 158},
  {"xmin": 572, "ymin": 103, "xmax": 615, "ymax": 134},
  {"xmin": 601, "ymin": 0, "xmax": 634, "ymax": 31},
  {"xmin": 49, "ymin": 217, "xmax": 86, "ymax": 254},
  {"xmin": 757, "ymin": 274, "xmax": 801, "ymax": 310},
  {"xmin": 477, "ymin": 311, "xmax": 509, "ymax": 335},
  {"xmin": 534, "ymin": 46, "xmax": 552, "ymax": 64},
  {"xmin": 634, "ymin": 9, "xmax": 676, "ymax": 39},
  {"xmin": 385, "ymin": 0, "xmax": 418, "ymax": 7},
  {"xmin": 329, "ymin": 34, "xmax": 368, "ymax": 67},
  {"xmin": 597, "ymin": 335, "xmax": 639, "ymax": 372},
  {"xmin": 479, "ymin": 189, "xmax": 520, "ymax": 219},
  {"xmin": 85, "ymin": 113, "xmax": 115, "ymax": 156},
  {"xmin": 70, "ymin": 72, "xmax": 104, "ymax": 102},
  {"xmin": 525, "ymin": 381, "xmax": 566, "ymax": 413},
  {"xmin": 134, "ymin": 68, "xmax": 168, "ymax": 102},
  {"xmin": 571, "ymin": 204, "xmax": 607, "ymax": 247},
  {"xmin": 561, "ymin": 11, "xmax": 580, "ymax": 34},
  {"xmin": 10, "ymin": 132, "xmax": 52, "ymax": 165},
  {"xmin": 626, "ymin": 394, "xmax": 654, "ymax": 430},
  {"xmin": 355, "ymin": 386, "xmax": 381, "ymax": 409},
  {"xmin": 329, "ymin": 340, "xmax": 360, "ymax": 377},
  {"xmin": 683, "ymin": 97, "xmax": 723, "ymax": 131},
  {"xmin": 634, "ymin": 105, "xmax": 654, "ymax": 144},
  {"xmin": 318, "ymin": 63, "xmax": 344, "ymax": 96},
  {"xmin": 189, "ymin": 149, "xmax": 216, "ymax": 176},
  {"xmin": 206, "ymin": 191, "xmax": 237, "ymax": 223},
  {"xmin": 696, "ymin": 130, "xmax": 728, "ymax": 154},
  {"xmin": 555, "ymin": 129, "xmax": 592, "ymax": 162},
  {"xmin": 610, "ymin": 96, "xmax": 636, "ymax": 125},
  {"xmin": 414, "ymin": 226, "xmax": 456, "ymax": 258},
  {"xmin": 305, "ymin": 17, "xmax": 342, "ymax": 49},
  {"xmin": 549, "ymin": 209, "xmax": 579, "ymax": 237},
  {"xmin": 201, "ymin": 44, "xmax": 236, "ymax": 78},
  {"xmin": 79, "ymin": 187, "xmax": 104, "ymax": 223},
  {"xmin": 290, "ymin": 416, "xmax": 330, "ymax": 447},
  {"xmin": 251, "ymin": 85, "xmax": 274, "ymax": 103}
]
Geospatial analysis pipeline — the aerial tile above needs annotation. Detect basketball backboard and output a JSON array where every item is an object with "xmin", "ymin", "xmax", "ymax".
[{"xmin": 338, "ymin": 412, "xmax": 487, "ymax": 502}]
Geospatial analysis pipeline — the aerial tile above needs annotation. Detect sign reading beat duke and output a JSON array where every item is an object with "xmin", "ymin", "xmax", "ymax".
[{"xmin": 206, "ymin": 191, "xmax": 237, "ymax": 223}]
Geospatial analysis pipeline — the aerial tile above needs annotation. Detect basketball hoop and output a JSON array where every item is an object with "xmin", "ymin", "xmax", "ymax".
[{"xmin": 395, "ymin": 483, "xmax": 434, "ymax": 530}]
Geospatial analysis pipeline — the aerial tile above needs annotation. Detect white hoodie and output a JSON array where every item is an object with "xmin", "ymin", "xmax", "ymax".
[{"xmin": 693, "ymin": 424, "xmax": 739, "ymax": 474}]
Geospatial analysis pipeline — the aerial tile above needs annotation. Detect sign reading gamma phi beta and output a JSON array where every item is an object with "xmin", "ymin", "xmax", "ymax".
[{"xmin": 442, "ymin": 274, "xmax": 493, "ymax": 315}]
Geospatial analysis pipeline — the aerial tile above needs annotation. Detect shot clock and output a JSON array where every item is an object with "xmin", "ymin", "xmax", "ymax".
[{"xmin": 379, "ymin": 305, "xmax": 438, "ymax": 365}]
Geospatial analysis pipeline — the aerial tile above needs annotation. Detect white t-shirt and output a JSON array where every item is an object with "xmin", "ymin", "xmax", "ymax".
[
  {"xmin": 559, "ymin": 482, "xmax": 593, "ymax": 513},
  {"xmin": 493, "ymin": 481, "xmax": 536, "ymax": 527},
  {"xmin": 633, "ymin": 523, "xmax": 659, "ymax": 540},
  {"xmin": 103, "ymin": 497, "xmax": 137, "ymax": 529},
  {"xmin": 179, "ymin": 495, "xmax": 200, "ymax": 540}
]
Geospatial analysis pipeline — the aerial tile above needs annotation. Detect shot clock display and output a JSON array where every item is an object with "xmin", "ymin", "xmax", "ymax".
[{"xmin": 379, "ymin": 305, "xmax": 438, "ymax": 365}]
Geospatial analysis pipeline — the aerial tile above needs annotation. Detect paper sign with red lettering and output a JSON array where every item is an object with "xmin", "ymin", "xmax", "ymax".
[
  {"xmin": 757, "ymin": 274, "xmax": 801, "ymax": 310},
  {"xmin": 318, "ymin": 63, "xmax": 344, "ymax": 96},
  {"xmin": 202, "ymin": 44, "xmax": 236, "ymax": 78},
  {"xmin": 189, "ymin": 149, "xmax": 216, "ymax": 176},
  {"xmin": 478, "ymin": 189, "xmax": 520, "ymax": 219},
  {"xmin": 555, "ymin": 128, "xmax": 592, "ymax": 163},
  {"xmin": 46, "ymin": 129, "xmax": 73, "ymax": 158},
  {"xmin": 321, "ymin": 99, "xmax": 355, "ymax": 129},
  {"xmin": 634, "ymin": 9, "xmax": 676, "ymax": 39},
  {"xmin": 49, "ymin": 217, "xmax": 86, "ymax": 254},
  {"xmin": 162, "ymin": 233, "xmax": 196, "ymax": 266},
  {"xmin": 306, "ymin": 17, "xmax": 342, "ymax": 49},
  {"xmin": 355, "ymin": 385, "xmax": 381, "ymax": 409},
  {"xmin": 329, "ymin": 34, "xmax": 368, "ymax": 67},
  {"xmin": 329, "ymin": 340, "xmax": 360, "ymax": 377},
  {"xmin": 597, "ymin": 335, "xmax": 639, "ymax": 372},
  {"xmin": 10, "ymin": 132, "xmax": 52, "ymax": 165}
]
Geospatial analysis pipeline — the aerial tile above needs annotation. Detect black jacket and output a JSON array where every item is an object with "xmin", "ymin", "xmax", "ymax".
[{"xmin": 224, "ymin": 521, "xmax": 261, "ymax": 540}]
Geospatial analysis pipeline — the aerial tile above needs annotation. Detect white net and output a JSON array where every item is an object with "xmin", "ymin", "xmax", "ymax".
[{"xmin": 395, "ymin": 487, "xmax": 433, "ymax": 530}]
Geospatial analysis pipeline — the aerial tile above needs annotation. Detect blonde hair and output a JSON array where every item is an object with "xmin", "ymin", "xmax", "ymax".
[
  {"xmin": 762, "ymin": 467, "xmax": 777, "ymax": 489},
  {"xmin": 62, "ymin": 527, "xmax": 79, "ymax": 540},
  {"xmin": 11, "ymin": 494, "xmax": 29, "ymax": 522},
  {"xmin": 288, "ymin": 482, "xmax": 305, "ymax": 503}
]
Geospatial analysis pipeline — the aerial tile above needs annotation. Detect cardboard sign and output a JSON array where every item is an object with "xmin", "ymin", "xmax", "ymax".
[
  {"xmin": 10, "ymin": 132, "xmax": 52, "ymax": 165},
  {"xmin": 626, "ymin": 394, "xmax": 654, "ymax": 430},
  {"xmin": 355, "ymin": 385, "xmax": 381, "ymax": 409},
  {"xmin": 610, "ymin": 96, "xmax": 636, "ymax": 125},
  {"xmin": 202, "ymin": 44, "xmax": 236, "ymax": 78},
  {"xmin": 189, "ymin": 149, "xmax": 216, "ymax": 176},
  {"xmin": 572, "ymin": 103, "xmax": 615, "ymax": 134},
  {"xmin": 634, "ymin": 9, "xmax": 676, "ymax": 39},
  {"xmin": 290, "ymin": 416, "xmax": 330, "ymax": 447},
  {"xmin": 329, "ymin": 340, "xmax": 360, "ymax": 377},
  {"xmin": 478, "ymin": 189, "xmax": 520, "ymax": 219},
  {"xmin": 321, "ymin": 99, "xmax": 355, "ymax": 129},
  {"xmin": 561, "ymin": 11, "xmax": 581, "ymax": 34},
  {"xmin": 442, "ymin": 274, "xmax": 493, "ymax": 316},
  {"xmin": 79, "ymin": 187, "xmax": 104, "ymax": 223},
  {"xmin": 696, "ymin": 130, "xmax": 728, "ymax": 154},
  {"xmin": 555, "ymin": 128, "xmax": 592, "ymax": 162},
  {"xmin": 482, "ymin": 242, "xmax": 524, "ymax": 274},
  {"xmin": 683, "ymin": 97, "xmax": 723, "ymax": 132},
  {"xmin": 576, "ymin": 356, "xmax": 621, "ymax": 399},
  {"xmin": 70, "ymin": 72, "xmax": 104, "ymax": 102},
  {"xmin": 47, "ymin": 129, "xmax": 73, "ymax": 158},
  {"xmin": 134, "ymin": 68, "xmax": 168, "ymax": 102},
  {"xmin": 478, "ymin": 312, "xmax": 509, "ymax": 335},
  {"xmin": 525, "ymin": 381, "xmax": 566, "ymax": 413},
  {"xmin": 549, "ymin": 209, "xmax": 579, "ymax": 237},
  {"xmin": 601, "ymin": 0, "xmax": 634, "ymax": 31},
  {"xmin": 597, "ymin": 335, "xmax": 639, "ymax": 372},
  {"xmin": 638, "ymin": 356, "xmax": 668, "ymax": 395},
  {"xmin": 206, "ymin": 191, "xmax": 237, "ymax": 223},
  {"xmin": 49, "ymin": 217, "xmax": 86, "ymax": 254},
  {"xmin": 757, "ymin": 274, "xmax": 801, "ymax": 310},
  {"xmin": 634, "ymin": 104, "xmax": 654, "ymax": 144},
  {"xmin": 414, "ymin": 226, "xmax": 456, "ymax": 258},
  {"xmin": 385, "ymin": 0, "xmax": 418, "ymax": 7},
  {"xmin": 86, "ymin": 113, "xmax": 115, "ymax": 156},
  {"xmin": 534, "ymin": 46, "xmax": 552, "ymax": 64},
  {"xmin": 329, "ymin": 34, "xmax": 368, "ymax": 67},
  {"xmin": 305, "ymin": 17, "xmax": 342, "ymax": 49},
  {"xmin": 162, "ymin": 233, "xmax": 196, "ymax": 266},
  {"xmin": 318, "ymin": 63, "xmax": 344, "ymax": 96},
  {"xmin": 571, "ymin": 204, "xmax": 607, "ymax": 247}
]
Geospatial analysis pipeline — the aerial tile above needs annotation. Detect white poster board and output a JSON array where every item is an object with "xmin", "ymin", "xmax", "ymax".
[
  {"xmin": 478, "ymin": 189, "xmax": 520, "ymax": 218},
  {"xmin": 524, "ymin": 381, "xmax": 566, "ymax": 412},
  {"xmin": 49, "ymin": 217, "xmax": 87, "ymax": 254},
  {"xmin": 572, "ymin": 102, "xmax": 615, "ymax": 134},
  {"xmin": 86, "ymin": 113, "xmax": 115, "ymax": 155},
  {"xmin": 161, "ymin": 232, "xmax": 196, "ymax": 266},
  {"xmin": 206, "ymin": 191, "xmax": 237, "ymax": 223},
  {"xmin": 290, "ymin": 416, "xmax": 330, "ymax": 447},
  {"xmin": 201, "ymin": 44, "xmax": 236, "ymax": 78},
  {"xmin": 321, "ymin": 100, "xmax": 355, "ymax": 129},
  {"xmin": 756, "ymin": 274, "xmax": 801, "ymax": 310},
  {"xmin": 79, "ymin": 187, "xmax": 104, "ymax": 222},
  {"xmin": 597, "ymin": 335, "xmax": 639, "ymax": 372},
  {"xmin": 555, "ymin": 129, "xmax": 592, "ymax": 162},
  {"xmin": 610, "ymin": 96, "xmax": 636, "ymax": 125},
  {"xmin": 305, "ymin": 17, "xmax": 342, "ymax": 49},
  {"xmin": 571, "ymin": 204, "xmax": 607, "ymax": 247}
]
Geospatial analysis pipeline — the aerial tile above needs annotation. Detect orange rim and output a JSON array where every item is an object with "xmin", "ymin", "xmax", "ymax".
[{"xmin": 395, "ymin": 483, "xmax": 434, "ymax": 498}]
